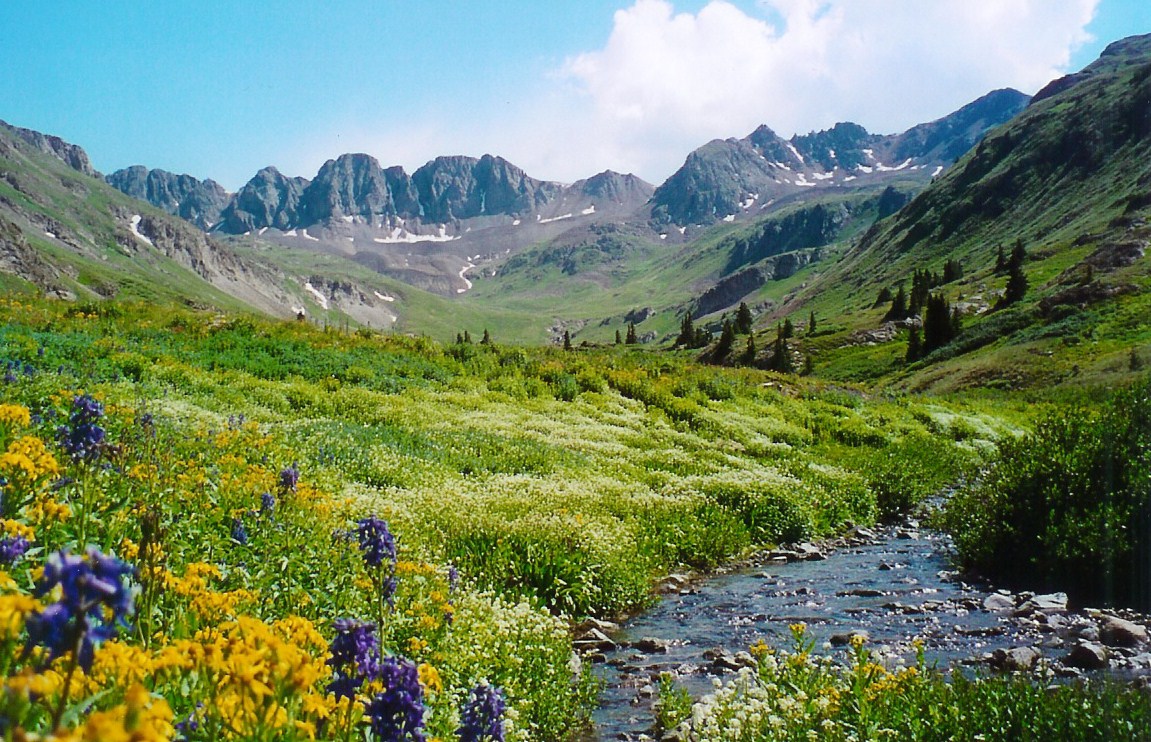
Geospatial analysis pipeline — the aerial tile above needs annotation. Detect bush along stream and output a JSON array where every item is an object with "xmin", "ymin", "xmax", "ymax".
[{"xmin": 582, "ymin": 512, "xmax": 1151, "ymax": 741}]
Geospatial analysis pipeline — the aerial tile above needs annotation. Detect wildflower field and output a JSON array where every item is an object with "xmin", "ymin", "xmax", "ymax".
[{"xmin": 1, "ymin": 293, "xmax": 1127, "ymax": 741}]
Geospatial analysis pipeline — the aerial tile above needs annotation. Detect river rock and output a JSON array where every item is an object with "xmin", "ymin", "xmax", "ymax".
[
  {"xmin": 840, "ymin": 588, "xmax": 885, "ymax": 597},
  {"xmin": 631, "ymin": 637, "xmax": 670, "ymax": 654},
  {"xmin": 575, "ymin": 628, "xmax": 617, "ymax": 653},
  {"xmin": 1099, "ymin": 615, "xmax": 1148, "ymax": 648},
  {"xmin": 796, "ymin": 542, "xmax": 826, "ymax": 561},
  {"xmin": 991, "ymin": 646, "xmax": 1041, "ymax": 671},
  {"xmin": 983, "ymin": 593, "xmax": 1015, "ymax": 612},
  {"xmin": 830, "ymin": 630, "xmax": 870, "ymax": 646},
  {"xmin": 577, "ymin": 617, "xmax": 621, "ymax": 634},
  {"xmin": 1063, "ymin": 641, "xmax": 1109, "ymax": 670},
  {"xmin": 1014, "ymin": 592, "xmax": 1068, "ymax": 616}
]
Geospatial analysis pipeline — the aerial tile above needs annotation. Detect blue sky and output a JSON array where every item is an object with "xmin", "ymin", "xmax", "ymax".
[{"xmin": 1, "ymin": 1, "xmax": 1148, "ymax": 190}]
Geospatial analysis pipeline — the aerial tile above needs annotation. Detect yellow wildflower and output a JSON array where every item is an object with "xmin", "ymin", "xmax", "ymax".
[
  {"xmin": 0, "ymin": 404, "xmax": 31, "ymax": 428},
  {"xmin": 1, "ymin": 519, "xmax": 35, "ymax": 541},
  {"xmin": 69, "ymin": 684, "xmax": 175, "ymax": 742},
  {"xmin": 0, "ymin": 593, "xmax": 41, "ymax": 640},
  {"xmin": 417, "ymin": 663, "xmax": 443, "ymax": 694},
  {"xmin": 0, "ymin": 436, "xmax": 60, "ymax": 487}
]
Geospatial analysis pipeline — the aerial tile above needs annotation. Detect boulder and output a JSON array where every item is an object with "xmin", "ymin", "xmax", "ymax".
[
  {"xmin": 574, "ymin": 628, "xmax": 616, "ymax": 653},
  {"xmin": 1063, "ymin": 641, "xmax": 1109, "ymax": 670},
  {"xmin": 991, "ymin": 646, "xmax": 1041, "ymax": 671},
  {"xmin": 795, "ymin": 542, "xmax": 826, "ymax": 561},
  {"xmin": 1014, "ymin": 592, "xmax": 1068, "ymax": 616},
  {"xmin": 983, "ymin": 593, "xmax": 1015, "ymax": 612},
  {"xmin": 1099, "ymin": 615, "xmax": 1148, "ymax": 648},
  {"xmin": 631, "ymin": 637, "xmax": 670, "ymax": 654},
  {"xmin": 830, "ymin": 630, "xmax": 870, "ymax": 646}
]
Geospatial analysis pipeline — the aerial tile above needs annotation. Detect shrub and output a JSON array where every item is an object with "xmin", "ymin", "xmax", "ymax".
[{"xmin": 946, "ymin": 377, "xmax": 1151, "ymax": 608}]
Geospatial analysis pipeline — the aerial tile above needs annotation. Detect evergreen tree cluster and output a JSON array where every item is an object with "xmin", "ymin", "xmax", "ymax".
[
  {"xmin": 676, "ymin": 310, "xmax": 712, "ymax": 349},
  {"xmin": 906, "ymin": 293, "xmax": 963, "ymax": 362},
  {"xmin": 767, "ymin": 322, "xmax": 795, "ymax": 373},
  {"xmin": 998, "ymin": 241, "xmax": 1028, "ymax": 308},
  {"xmin": 880, "ymin": 260, "xmax": 964, "ymax": 322}
]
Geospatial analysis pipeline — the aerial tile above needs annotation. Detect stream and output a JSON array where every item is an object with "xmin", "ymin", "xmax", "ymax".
[{"xmin": 583, "ymin": 520, "xmax": 1140, "ymax": 741}]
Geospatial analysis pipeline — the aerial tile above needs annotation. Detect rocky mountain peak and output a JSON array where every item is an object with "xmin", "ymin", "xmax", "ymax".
[
  {"xmin": 217, "ymin": 165, "xmax": 309, "ymax": 233},
  {"xmin": 299, "ymin": 153, "xmax": 396, "ymax": 224},
  {"xmin": 1, "ymin": 120, "xmax": 98, "ymax": 177},
  {"xmin": 106, "ymin": 165, "xmax": 229, "ymax": 230},
  {"xmin": 651, "ymin": 89, "xmax": 1029, "ymax": 226}
]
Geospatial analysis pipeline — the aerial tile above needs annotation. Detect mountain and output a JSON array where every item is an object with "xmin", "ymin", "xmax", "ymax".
[
  {"xmin": 650, "ymin": 89, "xmax": 1029, "ymax": 226},
  {"xmin": 411, "ymin": 154, "xmax": 563, "ymax": 223},
  {"xmin": 5, "ymin": 122, "xmax": 98, "ymax": 177},
  {"xmin": 218, "ymin": 166, "xmax": 310, "ymax": 234},
  {"xmin": 0, "ymin": 118, "xmax": 401, "ymax": 327},
  {"xmin": 777, "ymin": 33, "xmax": 1151, "ymax": 391},
  {"xmin": 105, "ymin": 166, "xmax": 230, "ymax": 231}
]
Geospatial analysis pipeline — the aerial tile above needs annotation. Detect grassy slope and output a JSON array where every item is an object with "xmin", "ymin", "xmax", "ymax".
[
  {"xmin": 0, "ymin": 143, "xmax": 259, "ymax": 312},
  {"xmin": 767, "ymin": 50, "xmax": 1151, "ymax": 393}
]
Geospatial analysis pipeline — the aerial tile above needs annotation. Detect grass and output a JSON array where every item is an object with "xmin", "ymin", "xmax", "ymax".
[{"xmin": 0, "ymin": 293, "xmax": 1010, "ymax": 739}]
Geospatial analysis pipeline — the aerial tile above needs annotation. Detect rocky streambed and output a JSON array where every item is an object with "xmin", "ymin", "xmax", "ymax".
[{"xmin": 579, "ymin": 521, "xmax": 1151, "ymax": 741}]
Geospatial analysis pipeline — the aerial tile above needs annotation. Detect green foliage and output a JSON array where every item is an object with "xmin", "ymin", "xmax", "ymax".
[
  {"xmin": 654, "ymin": 673, "xmax": 693, "ymax": 736},
  {"xmin": 735, "ymin": 302, "xmax": 754, "ymax": 334},
  {"xmin": 686, "ymin": 628, "xmax": 1151, "ymax": 740},
  {"xmin": 947, "ymin": 377, "xmax": 1151, "ymax": 608}
]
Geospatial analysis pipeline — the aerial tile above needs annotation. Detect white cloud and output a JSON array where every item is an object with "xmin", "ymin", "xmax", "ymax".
[
  {"xmin": 294, "ymin": 0, "xmax": 1098, "ymax": 190},
  {"xmin": 502, "ymin": 0, "xmax": 1098, "ymax": 184}
]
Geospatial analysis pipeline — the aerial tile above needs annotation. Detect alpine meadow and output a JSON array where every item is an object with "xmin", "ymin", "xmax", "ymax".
[{"xmin": 1, "ymin": 5, "xmax": 1151, "ymax": 741}]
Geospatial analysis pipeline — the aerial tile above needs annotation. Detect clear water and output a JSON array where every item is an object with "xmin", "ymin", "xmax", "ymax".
[{"xmin": 588, "ymin": 526, "xmax": 1033, "ymax": 740}]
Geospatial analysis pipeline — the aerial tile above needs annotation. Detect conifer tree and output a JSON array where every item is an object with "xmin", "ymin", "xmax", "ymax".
[
  {"xmin": 874, "ymin": 287, "xmax": 893, "ymax": 308},
  {"xmin": 808, "ymin": 310, "xmax": 817, "ymax": 336},
  {"xmin": 884, "ymin": 286, "xmax": 908, "ymax": 321},
  {"xmin": 480, "ymin": 329, "xmax": 491, "ymax": 345},
  {"xmin": 714, "ymin": 320, "xmax": 736, "ymax": 360},
  {"xmin": 782, "ymin": 318, "xmax": 795, "ymax": 340},
  {"xmin": 563, "ymin": 330, "xmax": 572, "ymax": 351},
  {"xmin": 740, "ymin": 333, "xmax": 757, "ymax": 366},
  {"xmin": 770, "ymin": 335, "xmax": 794, "ymax": 373},
  {"xmin": 615, "ymin": 329, "xmax": 622, "ymax": 345},
  {"xmin": 801, "ymin": 354, "xmax": 815, "ymax": 376},
  {"xmin": 677, "ymin": 311, "xmax": 696, "ymax": 348},
  {"xmin": 943, "ymin": 259, "xmax": 963, "ymax": 284},
  {"xmin": 463, "ymin": 330, "xmax": 472, "ymax": 344},
  {"xmin": 456, "ymin": 332, "xmax": 464, "ymax": 344},
  {"xmin": 1001, "ymin": 242, "xmax": 1028, "ymax": 306},
  {"xmin": 905, "ymin": 325, "xmax": 922, "ymax": 363},
  {"xmin": 626, "ymin": 322, "xmax": 638, "ymax": 345},
  {"xmin": 735, "ymin": 302, "xmax": 754, "ymax": 334},
  {"xmin": 923, "ymin": 294, "xmax": 955, "ymax": 354}
]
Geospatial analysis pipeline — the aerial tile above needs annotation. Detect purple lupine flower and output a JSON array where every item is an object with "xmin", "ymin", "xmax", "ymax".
[
  {"xmin": 0, "ymin": 536, "xmax": 30, "ymax": 565},
  {"xmin": 448, "ymin": 564, "xmax": 460, "ymax": 593},
  {"xmin": 175, "ymin": 704, "xmax": 202, "ymax": 741},
  {"xmin": 279, "ymin": 463, "xmax": 300, "ymax": 493},
  {"xmin": 356, "ymin": 516, "xmax": 396, "ymax": 569},
  {"xmin": 326, "ymin": 618, "xmax": 380, "ymax": 699},
  {"xmin": 365, "ymin": 657, "xmax": 425, "ymax": 742},
  {"xmin": 230, "ymin": 517, "xmax": 249, "ymax": 545},
  {"xmin": 23, "ymin": 547, "xmax": 135, "ymax": 670},
  {"xmin": 260, "ymin": 492, "xmax": 276, "ymax": 515},
  {"xmin": 57, "ymin": 394, "xmax": 106, "ymax": 461},
  {"xmin": 458, "ymin": 683, "xmax": 506, "ymax": 742}
]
